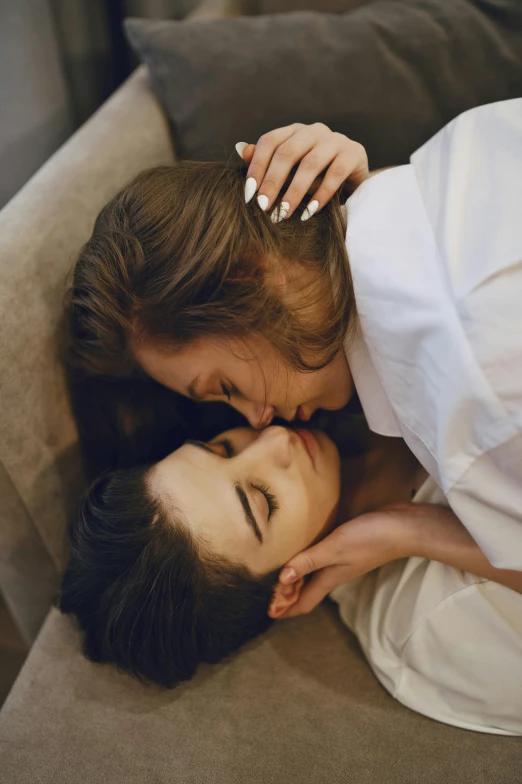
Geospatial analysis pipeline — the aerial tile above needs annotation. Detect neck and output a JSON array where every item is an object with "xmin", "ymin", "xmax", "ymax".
[{"xmin": 335, "ymin": 435, "xmax": 427, "ymax": 523}]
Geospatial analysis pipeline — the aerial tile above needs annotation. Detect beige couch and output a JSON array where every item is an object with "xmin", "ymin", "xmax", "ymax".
[{"xmin": 1, "ymin": 2, "xmax": 521, "ymax": 781}]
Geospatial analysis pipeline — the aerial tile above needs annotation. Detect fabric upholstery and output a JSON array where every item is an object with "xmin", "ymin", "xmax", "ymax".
[
  {"xmin": 1, "ymin": 607, "xmax": 522, "ymax": 783},
  {"xmin": 0, "ymin": 0, "xmax": 74, "ymax": 209},
  {"xmin": 124, "ymin": 1, "xmax": 522, "ymax": 169},
  {"xmin": 2, "ymin": 2, "xmax": 522, "ymax": 779},
  {"xmin": 0, "ymin": 66, "xmax": 175, "ymax": 644},
  {"xmin": 261, "ymin": 0, "xmax": 373, "ymax": 12}
]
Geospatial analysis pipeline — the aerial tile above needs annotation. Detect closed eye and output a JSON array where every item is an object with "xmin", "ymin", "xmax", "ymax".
[
  {"xmin": 252, "ymin": 483, "xmax": 279, "ymax": 520},
  {"xmin": 185, "ymin": 438, "xmax": 234, "ymax": 458},
  {"xmin": 221, "ymin": 383, "xmax": 232, "ymax": 401},
  {"xmin": 216, "ymin": 438, "xmax": 234, "ymax": 457}
]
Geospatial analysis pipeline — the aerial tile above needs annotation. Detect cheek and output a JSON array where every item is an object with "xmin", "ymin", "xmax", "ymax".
[
  {"xmin": 275, "ymin": 485, "xmax": 322, "ymax": 560},
  {"xmin": 303, "ymin": 475, "xmax": 339, "ymax": 540},
  {"xmin": 271, "ymin": 489, "xmax": 310, "ymax": 561}
]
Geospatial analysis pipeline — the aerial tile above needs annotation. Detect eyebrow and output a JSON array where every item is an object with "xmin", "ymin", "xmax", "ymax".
[
  {"xmin": 186, "ymin": 440, "xmax": 264, "ymax": 544},
  {"xmin": 186, "ymin": 439, "xmax": 214, "ymax": 454},
  {"xmin": 234, "ymin": 484, "xmax": 264, "ymax": 544}
]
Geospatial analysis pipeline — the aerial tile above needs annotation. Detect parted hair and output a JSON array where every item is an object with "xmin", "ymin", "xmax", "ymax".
[{"xmin": 68, "ymin": 161, "xmax": 355, "ymax": 378}]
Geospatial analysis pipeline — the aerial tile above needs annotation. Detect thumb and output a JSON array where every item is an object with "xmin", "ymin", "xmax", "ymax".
[
  {"xmin": 281, "ymin": 565, "xmax": 348, "ymax": 618},
  {"xmin": 279, "ymin": 535, "xmax": 337, "ymax": 585}
]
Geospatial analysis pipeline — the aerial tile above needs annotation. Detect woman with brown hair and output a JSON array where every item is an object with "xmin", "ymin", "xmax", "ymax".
[
  {"xmin": 66, "ymin": 104, "xmax": 522, "ymax": 734},
  {"xmin": 68, "ymin": 125, "xmax": 365, "ymax": 467}
]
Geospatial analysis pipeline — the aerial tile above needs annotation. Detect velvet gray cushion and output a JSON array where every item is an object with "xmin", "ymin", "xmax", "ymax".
[{"xmin": 124, "ymin": 1, "xmax": 522, "ymax": 169}]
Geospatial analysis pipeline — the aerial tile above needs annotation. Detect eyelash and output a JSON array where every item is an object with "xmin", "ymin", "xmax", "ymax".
[
  {"xmin": 252, "ymin": 483, "xmax": 279, "ymax": 519},
  {"xmin": 221, "ymin": 383, "xmax": 232, "ymax": 401},
  {"xmin": 217, "ymin": 438, "xmax": 234, "ymax": 457},
  {"xmin": 213, "ymin": 440, "xmax": 279, "ymax": 519}
]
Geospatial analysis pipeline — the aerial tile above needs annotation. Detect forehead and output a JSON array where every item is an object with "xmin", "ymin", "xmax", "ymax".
[
  {"xmin": 133, "ymin": 336, "xmax": 274, "ymax": 395},
  {"xmin": 150, "ymin": 444, "xmax": 256, "ymax": 553}
]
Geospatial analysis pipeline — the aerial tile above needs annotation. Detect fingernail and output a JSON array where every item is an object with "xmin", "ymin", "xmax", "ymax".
[
  {"xmin": 301, "ymin": 199, "xmax": 319, "ymax": 222},
  {"xmin": 281, "ymin": 567, "xmax": 297, "ymax": 583},
  {"xmin": 270, "ymin": 201, "xmax": 290, "ymax": 223},
  {"xmin": 235, "ymin": 142, "xmax": 248, "ymax": 159},
  {"xmin": 257, "ymin": 194, "xmax": 269, "ymax": 211},
  {"xmin": 245, "ymin": 177, "xmax": 257, "ymax": 204}
]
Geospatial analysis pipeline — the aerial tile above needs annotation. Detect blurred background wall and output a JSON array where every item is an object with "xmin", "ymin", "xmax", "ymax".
[{"xmin": 0, "ymin": 0, "xmax": 198, "ymax": 209}]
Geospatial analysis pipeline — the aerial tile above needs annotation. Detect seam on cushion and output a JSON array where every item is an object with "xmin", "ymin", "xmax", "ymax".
[
  {"xmin": 1, "ymin": 460, "xmax": 62, "ymax": 572},
  {"xmin": 0, "ymin": 456, "xmax": 58, "ymax": 569}
]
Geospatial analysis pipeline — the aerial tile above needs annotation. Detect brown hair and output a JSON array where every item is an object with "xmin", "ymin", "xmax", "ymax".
[{"xmin": 68, "ymin": 161, "xmax": 355, "ymax": 379}]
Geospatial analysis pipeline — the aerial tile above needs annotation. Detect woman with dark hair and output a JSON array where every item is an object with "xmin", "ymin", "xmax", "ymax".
[
  {"xmin": 59, "ymin": 425, "xmax": 344, "ymax": 686},
  {"xmin": 65, "ymin": 102, "xmax": 522, "ymax": 734},
  {"xmin": 60, "ymin": 421, "xmax": 522, "ymax": 733}
]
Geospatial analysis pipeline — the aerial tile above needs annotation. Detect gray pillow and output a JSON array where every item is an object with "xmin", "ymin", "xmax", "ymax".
[{"xmin": 124, "ymin": 2, "xmax": 522, "ymax": 168}]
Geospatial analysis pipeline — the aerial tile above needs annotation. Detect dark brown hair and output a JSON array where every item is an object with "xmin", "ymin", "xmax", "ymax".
[{"xmin": 59, "ymin": 464, "xmax": 278, "ymax": 687}]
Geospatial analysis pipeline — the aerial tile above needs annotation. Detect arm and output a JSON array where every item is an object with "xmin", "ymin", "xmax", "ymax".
[
  {"xmin": 400, "ymin": 503, "xmax": 522, "ymax": 595},
  {"xmin": 279, "ymin": 503, "xmax": 522, "ymax": 618}
]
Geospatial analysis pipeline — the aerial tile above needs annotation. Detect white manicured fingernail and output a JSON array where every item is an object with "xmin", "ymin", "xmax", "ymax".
[
  {"xmin": 257, "ymin": 194, "xmax": 269, "ymax": 211},
  {"xmin": 301, "ymin": 199, "xmax": 319, "ymax": 222},
  {"xmin": 270, "ymin": 201, "xmax": 290, "ymax": 223},
  {"xmin": 235, "ymin": 142, "xmax": 248, "ymax": 159},
  {"xmin": 245, "ymin": 177, "xmax": 257, "ymax": 203}
]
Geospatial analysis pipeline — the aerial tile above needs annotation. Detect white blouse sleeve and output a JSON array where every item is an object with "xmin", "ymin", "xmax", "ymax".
[
  {"xmin": 411, "ymin": 99, "xmax": 522, "ymax": 570},
  {"xmin": 345, "ymin": 99, "xmax": 522, "ymax": 570}
]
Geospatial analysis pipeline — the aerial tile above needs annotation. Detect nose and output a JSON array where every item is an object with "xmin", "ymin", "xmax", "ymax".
[
  {"xmin": 235, "ymin": 399, "xmax": 275, "ymax": 429},
  {"xmin": 256, "ymin": 425, "xmax": 293, "ymax": 468}
]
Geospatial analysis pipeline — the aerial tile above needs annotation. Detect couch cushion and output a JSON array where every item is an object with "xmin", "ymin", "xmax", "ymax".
[
  {"xmin": 124, "ymin": 1, "xmax": 522, "ymax": 169},
  {"xmin": 0, "ymin": 67, "xmax": 175, "ymax": 644},
  {"xmin": 1, "ymin": 605, "xmax": 521, "ymax": 783}
]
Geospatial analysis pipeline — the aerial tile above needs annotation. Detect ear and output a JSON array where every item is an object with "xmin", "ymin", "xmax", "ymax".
[{"xmin": 268, "ymin": 578, "xmax": 305, "ymax": 619}]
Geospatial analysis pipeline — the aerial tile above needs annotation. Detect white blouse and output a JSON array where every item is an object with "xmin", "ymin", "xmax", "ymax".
[{"xmin": 343, "ymin": 99, "xmax": 522, "ymax": 571}]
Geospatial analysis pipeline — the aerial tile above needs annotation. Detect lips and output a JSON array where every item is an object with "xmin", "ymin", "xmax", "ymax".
[{"xmin": 294, "ymin": 428, "xmax": 317, "ymax": 467}]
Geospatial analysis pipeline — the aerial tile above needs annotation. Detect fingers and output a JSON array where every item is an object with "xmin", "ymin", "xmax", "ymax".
[
  {"xmin": 279, "ymin": 531, "xmax": 341, "ymax": 585},
  {"xmin": 298, "ymin": 146, "xmax": 369, "ymax": 221},
  {"xmin": 280, "ymin": 565, "xmax": 348, "ymax": 618},
  {"xmin": 235, "ymin": 142, "xmax": 255, "ymax": 164},
  {"xmin": 236, "ymin": 126, "xmax": 369, "ymax": 220},
  {"xmin": 279, "ymin": 142, "xmax": 344, "ymax": 220},
  {"xmin": 249, "ymin": 124, "xmax": 326, "ymax": 216},
  {"xmin": 237, "ymin": 127, "xmax": 368, "ymax": 221},
  {"xmin": 243, "ymin": 123, "xmax": 306, "ymax": 208}
]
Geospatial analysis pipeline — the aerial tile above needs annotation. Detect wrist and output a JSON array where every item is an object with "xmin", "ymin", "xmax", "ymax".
[{"xmin": 381, "ymin": 503, "xmax": 428, "ymax": 560}]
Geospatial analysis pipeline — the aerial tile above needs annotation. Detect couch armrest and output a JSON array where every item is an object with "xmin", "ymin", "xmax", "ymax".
[
  {"xmin": 0, "ymin": 66, "xmax": 174, "ymax": 645},
  {"xmin": 0, "ymin": 0, "xmax": 250, "ymax": 649}
]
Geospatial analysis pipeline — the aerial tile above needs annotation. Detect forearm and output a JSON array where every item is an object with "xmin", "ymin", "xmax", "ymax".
[{"xmin": 399, "ymin": 504, "xmax": 522, "ymax": 594}]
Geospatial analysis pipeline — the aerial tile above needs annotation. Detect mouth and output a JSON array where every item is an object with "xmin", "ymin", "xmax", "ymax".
[{"xmin": 294, "ymin": 428, "xmax": 318, "ymax": 468}]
